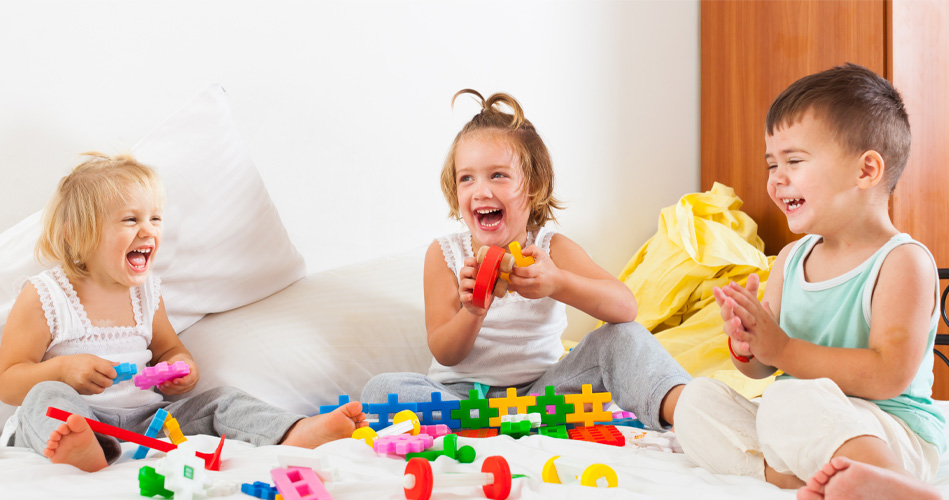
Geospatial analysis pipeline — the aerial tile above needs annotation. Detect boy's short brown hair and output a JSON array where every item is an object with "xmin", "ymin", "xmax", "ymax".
[
  {"xmin": 440, "ymin": 89, "xmax": 562, "ymax": 231},
  {"xmin": 766, "ymin": 63, "xmax": 911, "ymax": 193}
]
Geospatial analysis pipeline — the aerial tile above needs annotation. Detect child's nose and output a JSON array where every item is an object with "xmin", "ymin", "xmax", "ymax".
[{"xmin": 473, "ymin": 180, "xmax": 493, "ymax": 199}]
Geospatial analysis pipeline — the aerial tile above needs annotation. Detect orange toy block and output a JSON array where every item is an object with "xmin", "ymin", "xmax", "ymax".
[
  {"xmin": 563, "ymin": 384, "xmax": 612, "ymax": 427},
  {"xmin": 487, "ymin": 388, "xmax": 536, "ymax": 428},
  {"xmin": 567, "ymin": 425, "xmax": 625, "ymax": 447},
  {"xmin": 163, "ymin": 415, "xmax": 188, "ymax": 445}
]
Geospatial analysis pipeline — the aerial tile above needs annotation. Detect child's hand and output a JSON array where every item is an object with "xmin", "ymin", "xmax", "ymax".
[
  {"xmin": 717, "ymin": 274, "xmax": 789, "ymax": 366},
  {"xmin": 58, "ymin": 354, "xmax": 117, "ymax": 395},
  {"xmin": 458, "ymin": 256, "xmax": 493, "ymax": 316},
  {"xmin": 157, "ymin": 357, "xmax": 199, "ymax": 396},
  {"xmin": 507, "ymin": 245, "xmax": 563, "ymax": 299}
]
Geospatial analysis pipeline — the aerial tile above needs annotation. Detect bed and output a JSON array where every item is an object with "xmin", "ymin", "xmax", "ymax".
[{"xmin": 1, "ymin": 85, "xmax": 947, "ymax": 500}]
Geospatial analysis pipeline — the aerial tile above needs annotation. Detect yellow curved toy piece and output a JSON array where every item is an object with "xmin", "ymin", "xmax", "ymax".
[
  {"xmin": 579, "ymin": 464, "xmax": 618, "ymax": 488},
  {"xmin": 393, "ymin": 410, "xmax": 421, "ymax": 436},
  {"xmin": 541, "ymin": 456, "xmax": 562, "ymax": 484},
  {"xmin": 351, "ymin": 426, "xmax": 378, "ymax": 447},
  {"xmin": 508, "ymin": 241, "xmax": 534, "ymax": 267}
]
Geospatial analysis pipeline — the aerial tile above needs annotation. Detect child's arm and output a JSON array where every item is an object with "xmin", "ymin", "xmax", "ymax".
[
  {"xmin": 147, "ymin": 297, "xmax": 199, "ymax": 396},
  {"xmin": 424, "ymin": 240, "xmax": 488, "ymax": 366},
  {"xmin": 510, "ymin": 234, "xmax": 637, "ymax": 323},
  {"xmin": 0, "ymin": 283, "xmax": 117, "ymax": 406},
  {"xmin": 722, "ymin": 243, "xmax": 936, "ymax": 400}
]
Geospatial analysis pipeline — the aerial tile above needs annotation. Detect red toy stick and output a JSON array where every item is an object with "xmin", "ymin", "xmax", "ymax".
[{"xmin": 46, "ymin": 407, "xmax": 176, "ymax": 452}]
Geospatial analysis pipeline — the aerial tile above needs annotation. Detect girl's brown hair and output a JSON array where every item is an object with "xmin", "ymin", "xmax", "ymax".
[
  {"xmin": 440, "ymin": 89, "xmax": 562, "ymax": 231},
  {"xmin": 37, "ymin": 152, "xmax": 165, "ymax": 280}
]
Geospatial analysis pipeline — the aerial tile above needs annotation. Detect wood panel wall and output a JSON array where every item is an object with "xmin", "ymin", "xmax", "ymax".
[{"xmin": 700, "ymin": 0, "xmax": 885, "ymax": 254}]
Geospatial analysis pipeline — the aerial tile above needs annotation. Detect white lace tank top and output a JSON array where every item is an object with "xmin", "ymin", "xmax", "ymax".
[
  {"xmin": 29, "ymin": 266, "xmax": 162, "ymax": 407},
  {"xmin": 428, "ymin": 227, "xmax": 568, "ymax": 386}
]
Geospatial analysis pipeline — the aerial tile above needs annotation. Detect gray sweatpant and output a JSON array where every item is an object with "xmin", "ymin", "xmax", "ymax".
[
  {"xmin": 13, "ymin": 381, "xmax": 303, "ymax": 463},
  {"xmin": 361, "ymin": 321, "xmax": 691, "ymax": 430}
]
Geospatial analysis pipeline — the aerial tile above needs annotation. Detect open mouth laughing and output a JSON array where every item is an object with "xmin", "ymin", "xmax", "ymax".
[
  {"xmin": 126, "ymin": 247, "xmax": 152, "ymax": 272},
  {"xmin": 475, "ymin": 208, "xmax": 504, "ymax": 229}
]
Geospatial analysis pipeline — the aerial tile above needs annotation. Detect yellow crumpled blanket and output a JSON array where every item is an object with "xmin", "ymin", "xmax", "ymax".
[{"xmin": 612, "ymin": 182, "xmax": 777, "ymax": 398}]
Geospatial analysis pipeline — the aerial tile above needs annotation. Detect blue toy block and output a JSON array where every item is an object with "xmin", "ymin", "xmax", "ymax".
[
  {"xmin": 612, "ymin": 417, "xmax": 646, "ymax": 429},
  {"xmin": 241, "ymin": 481, "xmax": 278, "ymax": 500},
  {"xmin": 415, "ymin": 392, "xmax": 461, "ymax": 429},
  {"xmin": 113, "ymin": 362, "xmax": 137, "ymax": 383},
  {"xmin": 318, "ymin": 395, "xmax": 351, "ymax": 415},
  {"xmin": 365, "ymin": 394, "xmax": 417, "ymax": 431},
  {"xmin": 134, "ymin": 408, "xmax": 169, "ymax": 459}
]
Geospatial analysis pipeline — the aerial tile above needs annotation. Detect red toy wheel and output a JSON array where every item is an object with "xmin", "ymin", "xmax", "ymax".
[
  {"xmin": 404, "ymin": 457, "xmax": 434, "ymax": 500},
  {"xmin": 472, "ymin": 246, "xmax": 505, "ymax": 309},
  {"xmin": 482, "ymin": 456, "xmax": 512, "ymax": 500}
]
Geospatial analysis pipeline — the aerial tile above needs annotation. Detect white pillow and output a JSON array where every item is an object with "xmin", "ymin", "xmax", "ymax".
[
  {"xmin": 0, "ymin": 83, "xmax": 306, "ymax": 336},
  {"xmin": 177, "ymin": 246, "xmax": 432, "ymax": 415}
]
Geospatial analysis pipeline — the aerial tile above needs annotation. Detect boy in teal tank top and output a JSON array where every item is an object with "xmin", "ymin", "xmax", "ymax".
[{"xmin": 674, "ymin": 63, "xmax": 943, "ymax": 500}]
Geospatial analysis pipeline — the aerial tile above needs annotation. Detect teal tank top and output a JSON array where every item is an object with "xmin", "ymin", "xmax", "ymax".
[{"xmin": 778, "ymin": 233, "xmax": 946, "ymax": 453}]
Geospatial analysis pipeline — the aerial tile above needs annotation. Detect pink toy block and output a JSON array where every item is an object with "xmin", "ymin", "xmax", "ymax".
[
  {"xmin": 613, "ymin": 410, "xmax": 635, "ymax": 420},
  {"xmin": 419, "ymin": 425, "xmax": 450, "ymax": 438},
  {"xmin": 271, "ymin": 467, "xmax": 333, "ymax": 500},
  {"xmin": 135, "ymin": 361, "xmax": 190, "ymax": 390},
  {"xmin": 374, "ymin": 434, "xmax": 434, "ymax": 456}
]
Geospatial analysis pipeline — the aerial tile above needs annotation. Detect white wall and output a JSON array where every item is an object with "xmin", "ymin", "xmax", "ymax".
[{"xmin": 0, "ymin": 0, "xmax": 699, "ymax": 339}]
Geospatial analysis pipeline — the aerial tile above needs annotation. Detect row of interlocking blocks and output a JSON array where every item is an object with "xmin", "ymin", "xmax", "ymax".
[{"xmin": 323, "ymin": 384, "xmax": 640, "ymax": 434}]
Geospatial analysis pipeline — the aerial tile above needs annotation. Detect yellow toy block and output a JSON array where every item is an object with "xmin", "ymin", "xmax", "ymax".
[
  {"xmin": 488, "ymin": 388, "xmax": 537, "ymax": 428},
  {"xmin": 563, "ymin": 384, "xmax": 612, "ymax": 427},
  {"xmin": 163, "ymin": 415, "xmax": 188, "ymax": 445},
  {"xmin": 508, "ymin": 241, "xmax": 534, "ymax": 267}
]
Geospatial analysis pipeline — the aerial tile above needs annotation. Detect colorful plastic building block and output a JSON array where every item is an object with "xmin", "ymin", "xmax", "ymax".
[
  {"xmin": 507, "ymin": 241, "xmax": 534, "ymax": 267},
  {"xmin": 163, "ymin": 414, "xmax": 188, "ymax": 445},
  {"xmin": 499, "ymin": 420, "xmax": 532, "ymax": 439},
  {"xmin": 612, "ymin": 410, "xmax": 635, "ymax": 420},
  {"xmin": 451, "ymin": 389, "xmax": 498, "ymax": 430},
  {"xmin": 271, "ymin": 466, "xmax": 333, "ymax": 500},
  {"xmin": 46, "ymin": 407, "xmax": 175, "ymax": 452},
  {"xmin": 542, "ymin": 456, "xmax": 618, "ymax": 488},
  {"xmin": 276, "ymin": 455, "xmax": 338, "ymax": 486},
  {"xmin": 195, "ymin": 434, "xmax": 226, "ymax": 471},
  {"xmin": 415, "ymin": 392, "xmax": 461, "ymax": 428},
  {"xmin": 418, "ymin": 424, "xmax": 451, "ymax": 438},
  {"xmin": 241, "ymin": 482, "xmax": 279, "ymax": 500},
  {"xmin": 405, "ymin": 433, "xmax": 476, "ymax": 463},
  {"xmin": 538, "ymin": 425, "xmax": 569, "ymax": 439},
  {"xmin": 134, "ymin": 408, "xmax": 170, "ymax": 459},
  {"xmin": 568, "ymin": 425, "xmax": 625, "ymax": 447},
  {"xmin": 353, "ymin": 409, "xmax": 420, "ymax": 447},
  {"xmin": 134, "ymin": 361, "xmax": 190, "ymax": 390},
  {"xmin": 113, "ymin": 362, "xmax": 138, "ymax": 383},
  {"xmin": 404, "ymin": 456, "xmax": 511, "ymax": 500},
  {"xmin": 365, "ymin": 394, "xmax": 418, "ymax": 431},
  {"xmin": 611, "ymin": 417, "xmax": 645, "ymax": 429},
  {"xmin": 453, "ymin": 428, "xmax": 499, "ymax": 438},
  {"xmin": 487, "ymin": 388, "xmax": 536, "ymax": 427},
  {"xmin": 527, "ymin": 386, "xmax": 574, "ymax": 427},
  {"xmin": 155, "ymin": 448, "xmax": 210, "ymax": 500},
  {"xmin": 318, "ymin": 395, "xmax": 352, "ymax": 415},
  {"xmin": 563, "ymin": 384, "xmax": 612, "ymax": 427},
  {"xmin": 375, "ymin": 434, "xmax": 434, "ymax": 456},
  {"xmin": 472, "ymin": 246, "xmax": 514, "ymax": 308},
  {"xmin": 139, "ymin": 466, "xmax": 174, "ymax": 498}
]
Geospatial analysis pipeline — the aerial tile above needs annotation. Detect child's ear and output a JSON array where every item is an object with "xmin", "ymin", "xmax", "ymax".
[{"xmin": 856, "ymin": 150, "xmax": 885, "ymax": 189}]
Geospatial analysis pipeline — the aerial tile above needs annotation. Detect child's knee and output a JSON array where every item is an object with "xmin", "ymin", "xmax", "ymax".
[{"xmin": 21, "ymin": 380, "xmax": 79, "ymax": 413}]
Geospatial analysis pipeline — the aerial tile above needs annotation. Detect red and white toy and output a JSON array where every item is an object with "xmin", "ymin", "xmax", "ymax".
[{"xmin": 403, "ymin": 456, "xmax": 511, "ymax": 500}]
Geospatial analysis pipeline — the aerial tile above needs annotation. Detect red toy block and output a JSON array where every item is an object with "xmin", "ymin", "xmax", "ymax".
[
  {"xmin": 472, "ymin": 246, "xmax": 509, "ymax": 309},
  {"xmin": 46, "ymin": 407, "xmax": 176, "ymax": 452},
  {"xmin": 453, "ymin": 428, "xmax": 498, "ymax": 438},
  {"xmin": 567, "ymin": 425, "xmax": 625, "ymax": 447},
  {"xmin": 195, "ymin": 434, "xmax": 226, "ymax": 471}
]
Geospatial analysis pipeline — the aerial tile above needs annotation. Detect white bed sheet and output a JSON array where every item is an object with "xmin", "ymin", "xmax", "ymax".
[{"xmin": 2, "ymin": 410, "xmax": 949, "ymax": 500}]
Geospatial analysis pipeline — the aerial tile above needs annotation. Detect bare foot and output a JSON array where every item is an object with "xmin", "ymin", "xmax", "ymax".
[
  {"xmin": 797, "ymin": 457, "xmax": 940, "ymax": 500},
  {"xmin": 44, "ymin": 413, "xmax": 108, "ymax": 472},
  {"xmin": 280, "ymin": 401, "xmax": 367, "ymax": 448}
]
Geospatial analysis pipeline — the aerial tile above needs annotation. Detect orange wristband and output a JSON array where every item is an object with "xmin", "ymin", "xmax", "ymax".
[{"xmin": 728, "ymin": 337, "xmax": 754, "ymax": 363}]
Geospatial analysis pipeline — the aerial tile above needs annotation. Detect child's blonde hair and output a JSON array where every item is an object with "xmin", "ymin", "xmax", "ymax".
[
  {"xmin": 37, "ymin": 152, "xmax": 165, "ymax": 280},
  {"xmin": 440, "ymin": 89, "xmax": 562, "ymax": 231}
]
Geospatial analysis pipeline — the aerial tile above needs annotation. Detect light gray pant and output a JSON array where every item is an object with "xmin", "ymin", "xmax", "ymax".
[
  {"xmin": 361, "ymin": 321, "xmax": 691, "ymax": 429},
  {"xmin": 14, "ymin": 381, "xmax": 303, "ymax": 463}
]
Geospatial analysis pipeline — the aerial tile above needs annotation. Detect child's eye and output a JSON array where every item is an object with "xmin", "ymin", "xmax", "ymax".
[
  {"xmin": 492, "ymin": 172, "xmax": 507, "ymax": 179},
  {"xmin": 458, "ymin": 175, "xmax": 473, "ymax": 182},
  {"xmin": 123, "ymin": 217, "xmax": 137, "ymax": 223},
  {"xmin": 151, "ymin": 216, "xmax": 162, "ymax": 223},
  {"xmin": 766, "ymin": 163, "xmax": 777, "ymax": 170}
]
